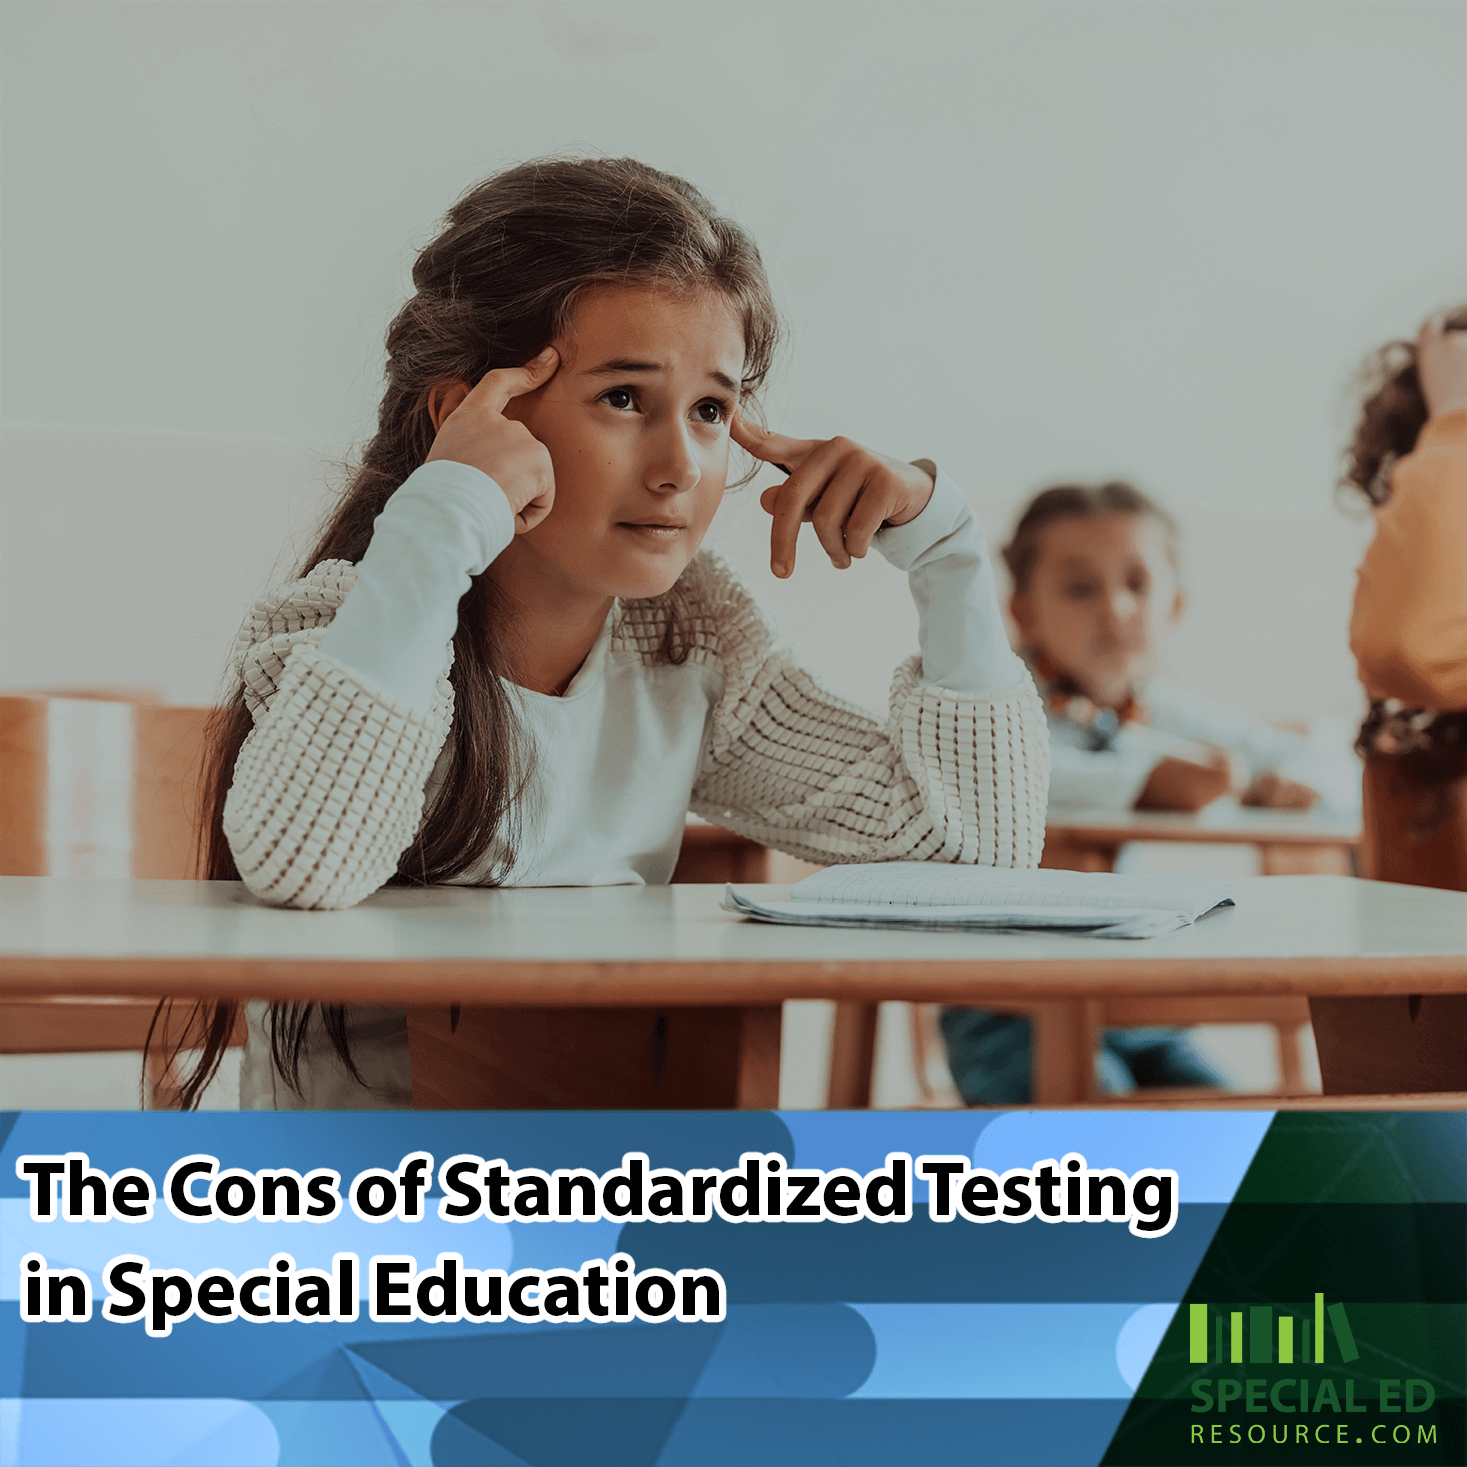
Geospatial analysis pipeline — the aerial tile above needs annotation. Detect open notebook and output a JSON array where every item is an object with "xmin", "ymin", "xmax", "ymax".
[{"xmin": 723, "ymin": 861, "xmax": 1235, "ymax": 939}]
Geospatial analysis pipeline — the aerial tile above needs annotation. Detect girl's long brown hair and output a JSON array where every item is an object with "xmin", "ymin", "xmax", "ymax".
[
  {"xmin": 1344, "ymin": 306, "xmax": 1467, "ymax": 834},
  {"xmin": 152, "ymin": 157, "xmax": 780, "ymax": 1108}
]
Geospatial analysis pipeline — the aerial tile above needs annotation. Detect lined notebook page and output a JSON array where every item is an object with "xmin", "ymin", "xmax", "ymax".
[{"xmin": 791, "ymin": 861, "xmax": 1231, "ymax": 919}]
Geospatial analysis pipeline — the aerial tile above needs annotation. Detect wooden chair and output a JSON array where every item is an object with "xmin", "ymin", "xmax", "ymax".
[
  {"xmin": 670, "ymin": 818, "xmax": 778, "ymax": 884},
  {"xmin": 0, "ymin": 692, "xmax": 237, "ymax": 1105},
  {"xmin": 834, "ymin": 833, "xmax": 1325, "ymax": 1108},
  {"xmin": 1025, "ymin": 825, "xmax": 1320, "ymax": 1102},
  {"xmin": 903, "ymin": 992, "xmax": 1313, "ymax": 1109}
]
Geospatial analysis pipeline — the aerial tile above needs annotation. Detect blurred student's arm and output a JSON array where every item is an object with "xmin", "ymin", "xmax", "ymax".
[
  {"xmin": 1137, "ymin": 751, "xmax": 1236, "ymax": 811},
  {"xmin": 1349, "ymin": 411, "xmax": 1467, "ymax": 711},
  {"xmin": 1237, "ymin": 770, "xmax": 1320, "ymax": 810},
  {"xmin": 1046, "ymin": 719, "xmax": 1242, "ymax": 812},
  {"xmin": 1141, "ymin": 682, "xmax": 1360, "ymax": 813}
]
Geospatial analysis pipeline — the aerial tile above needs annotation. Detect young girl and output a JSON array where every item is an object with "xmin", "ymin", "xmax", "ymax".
[
  {"xmin": 1007, "ymin": 481, "xmax": 1360, "ymax": 816},
  {"xmin": 940, "ymin": 479, "xmax": 1360, "ymax": 1105},
  {"xmin": 1347, "ymin": 308, "xmax": 1467, "ymax": 892},
  {"xmin": 1309, "ymin": 308, "xmax": 1467, "ymax": 1094},
  {"xmin": 169, "ymin": 157, "xmax": 1049, "ymax": 1109}
]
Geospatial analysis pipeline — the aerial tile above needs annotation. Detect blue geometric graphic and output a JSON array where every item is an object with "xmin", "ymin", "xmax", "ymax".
[{"xmin": 1, "ymin": 1109, "xmax": 1271, "ymax": 1466}]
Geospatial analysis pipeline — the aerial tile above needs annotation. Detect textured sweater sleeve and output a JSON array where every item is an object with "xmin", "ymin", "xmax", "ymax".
[
  {"xmin": 1349, "ymin": 411, "xmax": 1467, "ymax": 711},
  {"xmin": 223, "ymin": 460, "xmax": 513, "ymax": 909},
  {"xmin": 690, "ymin": 469, "xmax": 1049, "ymax": 868}
]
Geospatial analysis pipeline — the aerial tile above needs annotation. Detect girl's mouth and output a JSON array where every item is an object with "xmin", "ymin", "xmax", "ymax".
[{"xmin": 618, "ymin": 522, "xmax": 687, "ymax": 541}]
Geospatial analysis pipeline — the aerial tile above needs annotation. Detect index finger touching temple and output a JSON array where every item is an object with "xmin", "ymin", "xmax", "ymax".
[
  {"xmin": 730, "ymin": 412, "xmax": 812, "ymax": 473},
  {"xmin": 477, "ymin": 346, "xmax": 561, "ymax": 413}
]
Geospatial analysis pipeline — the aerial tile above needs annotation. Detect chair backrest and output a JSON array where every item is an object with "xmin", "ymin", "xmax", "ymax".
[
  {"xmin": 0, "ymin": 696, "xmax": 47, "ymax": 876},
  {"xmin": 133, "ymin": 704, "xmax": 213, "ymax": 879},
  {"xmin": 0, "ymin": 694, "xmax": 211, "ymax": 879},
  {"xmin": 1361, "ymin": 757, "xmax": 1467, "ymax": 893}
]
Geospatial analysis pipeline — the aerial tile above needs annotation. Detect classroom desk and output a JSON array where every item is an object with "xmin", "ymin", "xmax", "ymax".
[
  {"xmin": 2, "ymin": 874, "xmax": 1462, "ymax": 1106},
  {"xmin": 1042, "ymin": 802, "xmax": 1362, "ymax": 875},
  {"xmin": 700, "ymin": 807, "xmax": 1365, "ymax": 1103}
]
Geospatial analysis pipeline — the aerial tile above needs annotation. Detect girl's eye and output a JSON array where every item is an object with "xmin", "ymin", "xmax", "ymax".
[
  {"xmin": 694, "ymin": 400, "xmax": 727, "ymax": 425},
  {"xmin": 603, "ymin": 387, "xmax": 636, "ymax": 411},
  {"xmin": 1063, "ymin": 582, "xmax": 1097, "ymax": 599}
]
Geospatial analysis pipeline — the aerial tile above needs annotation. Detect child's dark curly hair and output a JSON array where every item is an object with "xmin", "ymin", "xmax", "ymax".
[{"xmin": 1343, "ymin": 305, "xmax": 1467, "ymax": 506}]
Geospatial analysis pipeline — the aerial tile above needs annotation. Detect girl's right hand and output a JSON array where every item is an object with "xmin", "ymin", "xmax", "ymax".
[{"xmin": 426, "ymin": 347, "xmax": 560, "ymax": 533}]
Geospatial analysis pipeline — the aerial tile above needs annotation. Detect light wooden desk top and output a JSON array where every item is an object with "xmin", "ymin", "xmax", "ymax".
[
  {"xmin": 1, "ymin": 874, "xmax": 1462, "ymax": 1006},
  {"xmin": 1044, "ymin": 801, "xmax": 1362, "ymax": 846}
]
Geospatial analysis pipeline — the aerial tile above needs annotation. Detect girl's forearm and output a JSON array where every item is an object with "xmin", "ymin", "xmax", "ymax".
[
  {"xmin": 873, "ymin": 467, "xmax": 1025, "ymax": 695},
  {"xmin": 317, "ymin": 460, "xmax": 516, "ymax": 713}
]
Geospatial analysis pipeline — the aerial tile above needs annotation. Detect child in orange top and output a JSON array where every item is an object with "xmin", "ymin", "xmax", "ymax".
[
  {"xmin": 942, "ymin": 480, "xmax": 1359, "ymax": 1104},
  {"xmin": 1310, "ymin": 309, "xmax": 1467, "ymax": 1096},
  {"xmin": 1347, "ymin": 308, "xmax": 1467, "ymax": 895},
  {"xmin": 1349, "ymin": 314, "xmax": 1467, "ymax": 716}
]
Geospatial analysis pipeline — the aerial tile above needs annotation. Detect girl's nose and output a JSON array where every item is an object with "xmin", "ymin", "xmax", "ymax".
[
  {"xmin": 645, "ymin": 422, "xmax": 702, "ymax": 495},
  {"xmin": 1108, "ymin": 590, "xmax": 1140, "ymax": 624}
]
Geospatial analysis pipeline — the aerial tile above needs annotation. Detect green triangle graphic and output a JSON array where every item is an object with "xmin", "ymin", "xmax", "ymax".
[{"xmin": 1102, "ymin": 1112, "xmax": 1465, "ymax": 1465}]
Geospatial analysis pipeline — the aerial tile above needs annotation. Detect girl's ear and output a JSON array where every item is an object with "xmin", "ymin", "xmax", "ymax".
[
  {"xmin": 428, "ymin": 380, "xmax": 472, "ymax": 432},
  {"xmin": 1169, "ymin": 585, "xmax": 1188, "ymax": 625}
]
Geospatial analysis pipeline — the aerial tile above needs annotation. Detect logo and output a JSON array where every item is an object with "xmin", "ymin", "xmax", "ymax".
[
  {"xmin": 1188, "ymin": 1294, "xmax": 1357, "ymax": 1366},
  {"xmin": 1184, "ymin": 1295, "xmax": 1438, "ymax": 1452}
]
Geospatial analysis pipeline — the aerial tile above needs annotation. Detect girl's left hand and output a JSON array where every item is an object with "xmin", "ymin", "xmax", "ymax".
[{"xmin": 731, "ymin": 415, "xmax": 935, "ymax": 578}]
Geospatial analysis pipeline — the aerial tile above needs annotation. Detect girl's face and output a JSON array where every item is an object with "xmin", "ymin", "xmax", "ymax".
[
  {"xmin": 1009, "ymin": 512, "xmax": 1183, "ymax": 708},
  {"xmin": 500, "ymin": 284, "xmax": 746, "ymax": 602}
]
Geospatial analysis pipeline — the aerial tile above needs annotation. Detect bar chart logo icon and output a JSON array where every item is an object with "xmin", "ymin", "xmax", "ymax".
[{"xmin": 1188, "ymin": 1295, "xmax": 1359, "ymax": 1366}]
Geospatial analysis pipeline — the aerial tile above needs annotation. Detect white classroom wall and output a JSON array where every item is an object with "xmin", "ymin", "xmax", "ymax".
[{"xmin": 3, "ymin": 0, "xmax": 1465, "ymax": 724}]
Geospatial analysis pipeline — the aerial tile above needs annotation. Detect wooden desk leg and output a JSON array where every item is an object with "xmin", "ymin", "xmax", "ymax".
[
  {"xmin": 1276, "ymin": 1023, "xmax": 1306, "ymax": 1094},
  {"xmin": 735, "ymin": 1005, "xmax": 783, "ymax": 1108},
  {"xmin": 406, "ymin": 1003, "xmax": 782, "ymax": 1110},
  {"xmin": 827, "ymin": 1001, "xmax": 880, "ymax": 1109},
  {"xmin": 1308, "ymin": 994, "xmax": 1467, "ymax": 1094},
  {"xmin": 1259, "ymin": 842, "xmax": 1353, "ymax": 876},
  {"xmin": 1030, "ymin": 1001, "xmax": 1103, "ymax": 1104}
]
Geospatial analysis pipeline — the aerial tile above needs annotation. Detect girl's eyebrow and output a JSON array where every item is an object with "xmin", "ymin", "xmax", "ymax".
[{"xmin": 586, "ymin": 358, "xmax": 740, "ymax": 394}]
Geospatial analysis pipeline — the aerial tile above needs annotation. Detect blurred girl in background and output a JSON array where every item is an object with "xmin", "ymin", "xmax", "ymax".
[
  {"xmin": 941, "ymin": 477, "xmax": 1359, "ymax": 1105},
  {"xmin": 1007, "ymin": 481, "xmax": 1359, "ymax": 817}
]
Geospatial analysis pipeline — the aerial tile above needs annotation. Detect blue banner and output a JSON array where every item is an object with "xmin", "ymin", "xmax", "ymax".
[{"xmin": 2, "ymin": 1110, "xmax": 1460, "ymax": 1466}]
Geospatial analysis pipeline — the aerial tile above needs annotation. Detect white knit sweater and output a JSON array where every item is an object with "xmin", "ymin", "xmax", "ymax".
[{"xmin": 223, "ymin": 461, "xmax": 1049, "ymax": 1106}]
